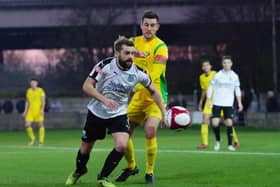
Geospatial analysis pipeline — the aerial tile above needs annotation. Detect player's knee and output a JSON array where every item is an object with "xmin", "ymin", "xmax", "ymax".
[
  {"xmin": 224, "ymin": 119, "xmax": 233, "ymax": 127},
  {"xmin": 80, "ymin": 142, "xmax": 94, "ymax": 154},
  {"xmin": 145, "ymin": 126, "xmax": 157, "ymax": 139},
  {"xmin": 115, "ymin": 142, "xmax": 127, "ymax": 152},
  {"xmin": 211, "ymin": 119, "xmax": 220, "ymax": 127}
]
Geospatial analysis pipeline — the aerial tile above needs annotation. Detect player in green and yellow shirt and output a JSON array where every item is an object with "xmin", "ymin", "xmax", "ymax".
[
  {"xmin": 23, "ymin": 78, "xmax": 46, "ymax": 146},
  {"xmin": 197, "ymin": 59, "xmax": 240, "ymax": 149},
  {"xmin": 116, "ymin": 11, "xmax": 168, "ymax": 184}
]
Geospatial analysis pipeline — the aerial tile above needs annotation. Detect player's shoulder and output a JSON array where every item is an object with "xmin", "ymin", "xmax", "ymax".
[
  {"xmin": 134, "ymin": 64, "xmax": 147, "ymax": 74},
  {"xmin": 98, "ymin": 57, "xmax": 114, "ymax": 68},
  {"xmin": 231, "ymin": 70, "xmax": 239, "ymax": 78},
  {"xmin": 199, "ymin": 73, "xmax": 205, "ymax": 79},
  {"xmin": 211, "ymin": 70, "xmax": 217, "ymax": 75},
  {"xmin": 132, "ymin": 35, "xmax": 143, "ymax": 44}
]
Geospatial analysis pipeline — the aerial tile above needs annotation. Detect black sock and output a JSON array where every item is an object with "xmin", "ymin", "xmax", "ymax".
[
  {"xmin": 99, "ymin": 149, "xmax": 124, "ymax": 179},
  {"xmin": 227, "ymin": 126, "xmax": 233, "ymax": 146},
  {"xmin": 75, "ymin": 149, "xmax": 89, "ymax": 175},
  {"xmin": 212, "ymin": 126, "xmax": 220, "ymax": 142}
]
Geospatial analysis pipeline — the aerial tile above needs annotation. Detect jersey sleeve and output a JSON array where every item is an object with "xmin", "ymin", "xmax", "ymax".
[
  {"xmin": 89, "ymin": 62, "xmax": 105, "ymax": 82},
  {"xmin": 39, "ymin": 88, "xmax": 46, "ymax": 97},
  {"xmin": 138, "ymin": 71, "xmax": 152, "ymax": 88},
  {"xmin": 234, "ymin": 74, "xmax": 241, "ymax": 96},
  {"xmin": 149, "ymin": 43, "xmax": 168, "ymax": 82}
]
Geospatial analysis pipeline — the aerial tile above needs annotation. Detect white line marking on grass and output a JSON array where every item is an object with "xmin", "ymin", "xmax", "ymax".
[{"xmin": 1, "ymin": 145, "xmax": 280, "ymax": 156}]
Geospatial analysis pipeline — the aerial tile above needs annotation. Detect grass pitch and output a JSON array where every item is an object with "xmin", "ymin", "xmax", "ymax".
[{"xmin": 0, "ymin": 126, "xmax": 279, "ymax": 187}]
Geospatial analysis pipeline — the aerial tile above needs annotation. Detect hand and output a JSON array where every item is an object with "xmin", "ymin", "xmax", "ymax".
[
  {"xmin": 103, "ymin": 98, "xmax": 119, "ymax": 110},
  {"xmin": 40, "ymin": 110, "xmax": 45, "ymax": 115},
  {"xmin": 238, "ymin": 103, "xmax": 243, "ymax": 112}
]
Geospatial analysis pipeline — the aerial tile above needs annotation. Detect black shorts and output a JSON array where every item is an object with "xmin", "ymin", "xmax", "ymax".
[
  {"xmin": 212, "ymin": 105, "xmax": 234, "ymax": 119},
  {"xmin": 81, "ymin": 111, "xmax": 130, "ymax": 142}
]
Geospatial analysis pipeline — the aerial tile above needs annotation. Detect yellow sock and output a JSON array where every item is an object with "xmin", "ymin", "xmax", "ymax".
[
  {"xmin": 145, "ymin": 137, "xmax": 157, "ymax": 174},
  {"xmin": 232, "ymin": 127, "xmax": 239, "ymax": 143},
  {"xmin": 201, "ymin": 123, "xmax": 208, "ymax": 145},
  {"xmin": 124, "ymin": 138, "xmax": 136, "ymax": 169},
  {"xmin": 26, "ymin": 127, "xmax": 35, "ymax": 141},
  {"xmin": 39, "ymin": 127, "xmax": 45, "ymax": 144}
]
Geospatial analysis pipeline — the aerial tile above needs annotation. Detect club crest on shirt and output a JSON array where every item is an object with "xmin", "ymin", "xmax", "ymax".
[{"xmin": 128, "ymin": 74, "xmax": 136, "ymax": 82}]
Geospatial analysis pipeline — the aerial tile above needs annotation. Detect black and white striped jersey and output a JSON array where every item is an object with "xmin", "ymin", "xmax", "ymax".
[{"xmin": 87, "ymin": 57, "xmax": 151, "ymax": 119}]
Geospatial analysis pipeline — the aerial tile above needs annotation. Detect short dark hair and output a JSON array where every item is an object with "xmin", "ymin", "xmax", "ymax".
[
  {"xmin": 114, "ymin": 36, "xmax": 134, "ymax": 52},
  {"xmin": 200, "ymin": 58, "xmax": 211, "ymax": 65},
  {"xmin": 30, "ymin": 78, "xmax": 39, "ymax": 82},
  {"xmin": 222, "ymin": 55, "xmax": 232, "ymax": 61},
  {"xmin": 142, "ymin": 10, "xmax": 159, "ymax": 22}
]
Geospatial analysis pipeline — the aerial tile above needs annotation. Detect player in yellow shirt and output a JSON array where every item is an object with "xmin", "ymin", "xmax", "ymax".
[
  {"xmin": 22, "ymin": 78, "xmax": 46, "ymax": 146},
  {"xmin": 116, "ymin": 11, "xmax": 168, "ymax": 184},
  {"xmin": 197, "ymin": 59, "xmax": 240, "ymax": 149}
]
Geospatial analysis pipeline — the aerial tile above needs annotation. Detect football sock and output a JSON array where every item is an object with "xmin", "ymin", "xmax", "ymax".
[
  {"xmin": 99, "ymin": 148, "xmax": 123, "ymax": 178},
  {"xmin": 212, "ymin": 126, "xmax": 221, "ymax": 142},
  {"xmin": 201, "ymin": 123, "xmax": 208, "ymax": 145},
  {"xmin": 124, "ymin": 138, "xmax": 136, "ymax": 169},
  {"xmin": 145, "ymin": 137, "xmax": 157, "ymax": 174},
  {"xmin": 232, "ymin": 127, "xmax": 239, "ymax": 143},
  {"xmin": 227, "ymin": 127, "xmax": 233, "ymax": 146},
  {"xmin": 75, "ymin": 149, "xmax": 89, "ymax": 174},
  {"xmin": 26, "ymin": 127, "xmax": 35, "ymax": 141},
  {"xmin": 39, "ymin": 127, "xmax": 45, "ymax": 144}
]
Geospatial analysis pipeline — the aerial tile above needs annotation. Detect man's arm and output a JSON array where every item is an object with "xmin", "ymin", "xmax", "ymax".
[
  {"xmin": 235, "ymin": 86, "xmax": 243, "ymax": 112},
  {"xmin": 198, "ymin": 90, "xmax": 206, "ymax": 111},
  {"xmin": 82, "ymin": 77, "xmax": 118, "ymax": 109},
  {"xmin": 40, "ymin": 95, "xmax": 46, "ymax": 115},
  {"xmin": 146, "ymin": 83, "xmax": 166, "ymax": 119},
  {"xmin": 22, "ymin": 99, "xmax": 29, "ymax": 117}
]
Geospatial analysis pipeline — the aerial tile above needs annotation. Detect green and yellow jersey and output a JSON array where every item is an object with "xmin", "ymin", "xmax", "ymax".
[{"xmin": 131, "ymin": 35, "xmax": 168, "ymax": 104}]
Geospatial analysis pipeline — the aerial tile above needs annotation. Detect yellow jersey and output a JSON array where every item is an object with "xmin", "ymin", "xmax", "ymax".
[
  {"xmin": 199, "ymin": 70, "xmax": 216, "ymax": 91},
  {"xmin": 131, "ymin": 35, "xmax": 168, "ymax": 104},
  {"xmin": 26, "ymin": 87, "xmax": 45, "ymax": 112}
]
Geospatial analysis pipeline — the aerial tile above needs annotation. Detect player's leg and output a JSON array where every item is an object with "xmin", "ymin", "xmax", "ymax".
[
  {"xmin": 98, "ymin": 132, "xmax": 129, "ymax": 187},
  {"xmin": 116, "ymin": 104, "xmax": 143, "ymax": 182},
  {"xmin": 66, "ymin": 141, "xmax": 95, "ymax": 186},
  {"xmin": 25, "ymin": 121, "xmax": 35, "ymax": 146},
  {"xmin": 144, "ymin": 116, "xmax": 160, "ymax": 184},
  {"xmin": 38, "ymin": 121, "xmax": 45, "ymax": 145},
  {"xmin": 211, "ymin": 105, "xmax": 222, "ymax": 151},
  {"xmin": 66, "ymin": 111, "xmax": 103, "ymax": 186},
  {"xmin": 198, "ymin": 99, "xmax": 212, "ymax": 149},
  {"xmin": 115, "ymin": 122, "xmax": 140, "ymax": 182},
  {"xmin": 25, "ymin": 111, "xmax": 35, "ymax": 145},
  {"xmin": 223, "ymin": 107, "xmax": 235, "ymax": 151}
]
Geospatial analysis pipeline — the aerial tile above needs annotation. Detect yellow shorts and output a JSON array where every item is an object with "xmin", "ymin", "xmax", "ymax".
[
  {"xmin": 203, "ymin": 99, "xmax": 224, "ymax": 116},
  {"xmin": 25, "ymin": 110, "xmax": 44, "ymax": 123},
  {"xmin": 127, "ymin": 91, "xmax": 162, "ymax": 124}
]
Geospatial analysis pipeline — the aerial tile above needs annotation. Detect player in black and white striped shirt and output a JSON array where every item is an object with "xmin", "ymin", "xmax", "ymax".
[
  {"xmin": 207, "ymin": 56, "xmax": 243, "ymax": 151},
  {"xmin": 65, "ymin": 37, "xmax": 166, "ymax": 187}
]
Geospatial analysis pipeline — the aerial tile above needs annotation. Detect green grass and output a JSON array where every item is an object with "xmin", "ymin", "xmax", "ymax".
[{"xmin": 0, "ymin": 126, "xmax": 279, "ymax": 187}]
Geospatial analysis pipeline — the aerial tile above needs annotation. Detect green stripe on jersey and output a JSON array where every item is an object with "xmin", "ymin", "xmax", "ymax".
[
  {"xmin": 154, "ymin": 43, "xmax": 166, "ymax": 55},
  {"xmin": 153, "ymin": 61, "xmax": 166, "ymax": 65},
  {"xmin": 160, "ymin": 73, "xmax": 168, "ymax": 104}
]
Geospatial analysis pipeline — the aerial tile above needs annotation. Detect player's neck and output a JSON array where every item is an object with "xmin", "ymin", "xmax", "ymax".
[
  {"xmin": 143, "ymin": 35, "xmax": 155, "ymax": 42},
  {"xmin": 205, "ymin": 71, "xmax": 211, "ymax": 76},
  {"xmin": 31, "ymin": 87, "xmax": 38, "ymax": 90},
  {"xmin": 223, "ymin": 69, "xmax": 231, "ymax": 73}
]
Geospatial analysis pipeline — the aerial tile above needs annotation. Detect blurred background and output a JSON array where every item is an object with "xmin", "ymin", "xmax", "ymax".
[{"xmin": 0, "ymin": 0, "xmax": 279, "ymax": 129}]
